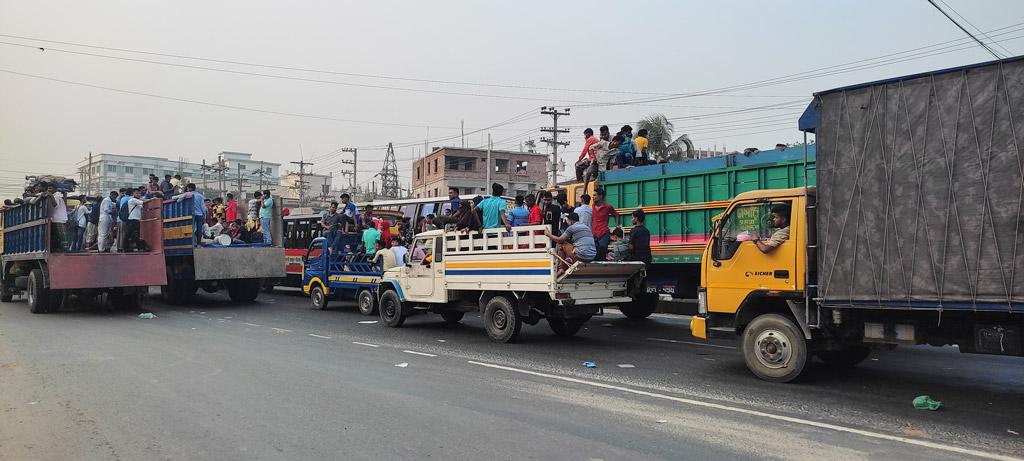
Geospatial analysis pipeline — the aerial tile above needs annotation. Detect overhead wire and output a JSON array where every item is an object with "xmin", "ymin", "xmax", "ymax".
[
  {"xmin": 936, "ymin": 0, "xmax": 1016, "ymax": 56},
  {"xmin": 926, "ymin": 0, "xmax": 1004, "ymax": 59}
]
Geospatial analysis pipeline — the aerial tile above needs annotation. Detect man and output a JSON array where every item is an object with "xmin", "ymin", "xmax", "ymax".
[
  {"xmin": 114, "ymin": 187, "xmax": 128, "ymax": 251},
  {"xmin": 421, "ymin": 213, "xmax": 436, "ymax": 233},
  {"xmin": 628, "ymin": 209, "xmax": 651, "ymax": 266},
  {"xmin": 506, "ymin": 195, "xmax": 530, "ymax": 227},
  {"xmin": 70, "ymin": 196, "xmax": 88, "ymax": 252},
  {"xmin": 247, "ymin": 191, "xmax": 262, "ymax": 233},
  {"xmin": 173, "ymin": 183, "xmax": 206, "ymax": 246},
  {"xmin": 575, "ymin": 128, "xmax": 599, "ymax": 183},
  {"xmin": 573, "ymin": 194, "xmax": 593, "ymax": 228},
  {"xmin": 361, "ymin": 220, "xmax": 381, "ymax": 254},
  {"xmin": 204, "ymin": 198, "xmax": 215, "ymax": 226},
  {"xmin": 479, "ymin": 183, "xmax": 512, "ymax": 230},
  {"xmin": 340, "ymin": 193, "xmax": 357, "ymax": 232},
  {"xmin": 370, "ymin": 240, "xmax": 398, "ymax": 271},
  {"xmin": 212, "ymin": 197, "xmax": 226, "ymax": 223},
  {"xmin": 98, "ymin": 191, "xmax": 117, "ymax": 252},
  {"xmin": 260, "ymin": 189, "xmax": 274, "ymax": 245},
  {"xmin": 539, "ymin": 190, "xmax": 561, "ymax": 235},
  {"xmin": 599, "ymin": 125, "xmax": 611, "ymax": 141},
  {"xmin": 85, "ymin": 195, "xmax": 101, "ymax": 250},
  {"xmin": 160, "ymin": 174, "xmax": 174, "ymax": 195},
  {"xmin": 545, "ymin": 212, "xmax": 596, "ymax": 276},
  {"xmin": 608, "ymin": 227, "xmax": 630, "ymax": 261},
  {"xmin": 448, "ymin": 187, "xmax": 461, "ymax": 215},
  {"xmin": 591, "ymin": 188, "xmax": 619, "ymax": 261},
  {"xmin": 390, "ymin": 238, "xmax": 408, "ymax": 265},
  {"xmin": 754, "ymin": 204, "xmax": 791, "ymax": 253},
  {"xmin": 48, "ymin": 186, "xmax": 69, "ymax": 253},
  {"xmin": 170, "ymin": 174, "xmax": 182, "ymax": 193},
  {"xmin": 320, "ymin": 201, "xmax": 342, "ymax": 252},
  {"xmin": 225, "ymin": 193, "xmax": 238, "ymax": 223},
  {"xmin": 615, "ymin": 125, "xmax": 636, "ymax": 169},
  {"xmin": 634, "ymin": 129, "xmax": 650, "ymax": 166},
  {"xmin": 526, "ymin": 194, "xmax": 540, "ymax": 225},
  {"xmin": 124, "ymin": 189, "xmax": 145, "ymax": 252}
]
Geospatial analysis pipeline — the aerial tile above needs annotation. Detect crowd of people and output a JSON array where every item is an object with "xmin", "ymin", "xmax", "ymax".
[{"xmin": 575, "ymin": 124, "xmax": 658, "ymax": 191}]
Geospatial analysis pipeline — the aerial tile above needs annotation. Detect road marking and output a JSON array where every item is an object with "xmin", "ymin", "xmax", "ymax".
[
  {"xmin": 358, "ymin": 320, "xmax": 378, "ymax": 324},
  {"xmin": 394, "ymin": 362, "xmax": 409, "ymax": 368},
  {"xmin": 352, "ymin": 341, "xmax": 380, "ymax": 348},
  {"xmin": 308, "ymin": 334, "xmax": 332, "ymax": 339},
  {"xmin": 271, "ymin": 328, "xmax": 293, "ymax": 333},
  {"xmin": 243, "ymin": 322, "xmax": 262, "ymax": 327},
  {"xmin": 467, "ymin": 360, "xmax": 1020, "ymax": 461},
  {"xmin": 617, "ymin": 364, "xmax": 636, "ymax": 368},
  {"xmin": 646, "ymin": 337, "xmax": 736, "ymax": 349},
  {"xmin": 403, "ymin": 350, "xmax": 437, "ymax": 357}
]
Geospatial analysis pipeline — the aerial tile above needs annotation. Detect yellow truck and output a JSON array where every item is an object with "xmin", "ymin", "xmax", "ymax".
[{"xmin": 691, "ymin": 57, "xmax": 1024, "ymax": 382}]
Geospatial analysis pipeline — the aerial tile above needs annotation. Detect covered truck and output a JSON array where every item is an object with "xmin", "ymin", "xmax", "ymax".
[{"xmin": 691, "ymin": 56, "xmax": 1024, "ymax": 381}]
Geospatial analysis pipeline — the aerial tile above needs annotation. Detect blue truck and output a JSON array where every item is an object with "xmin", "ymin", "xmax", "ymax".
[
  {"xmin": 1, "ymin": 196, "xmax": 167, "ymax": 312},
  {"xmin": 301, "ymin": 234, "xmax": 383, "ymax": 315},
  {"xmin": 160, "ymin": 195, "xmax": 285, "ymax": 304}
]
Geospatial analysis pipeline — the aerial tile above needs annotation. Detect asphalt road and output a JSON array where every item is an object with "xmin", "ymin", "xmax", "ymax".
[{"xmin": 0, "ymin": 288, "xmax": 1021, "ymax": 461}]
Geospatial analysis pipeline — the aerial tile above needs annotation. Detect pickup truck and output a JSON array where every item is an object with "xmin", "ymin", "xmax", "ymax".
[
  {"xmin": 302, "ymin": 234, "xmax": 383, "ymax": 315},
  {"xmin": 377, "ymin": 225, "xmax": 647, "ymax": 342}
]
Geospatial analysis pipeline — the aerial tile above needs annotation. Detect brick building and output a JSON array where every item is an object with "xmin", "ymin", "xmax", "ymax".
[{"xmin": 411, "ymin": 147, "xmax": 549, "ymax": 199}]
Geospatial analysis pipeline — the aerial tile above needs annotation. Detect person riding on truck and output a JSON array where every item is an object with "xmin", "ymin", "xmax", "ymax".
[
  {"xmin": 545, "ymin": 212, "xmax": 596, "ymax": 276},
  {"xmin": 753, "ymin": 203, "xmax": 791, "ymax": 254}
]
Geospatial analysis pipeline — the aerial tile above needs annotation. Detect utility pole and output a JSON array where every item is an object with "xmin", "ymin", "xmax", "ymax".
[
  {"xmin": 485, "ymin": 133, "xmax": 492, "ymax": 192},
  {"xmin": 212, "ymin": 154, "xmax": 228, "ymax": 198},
  {"xmin": 236, "ymin": 164, "xmax": 245, "ymax": 197},
  {"xmin": 87, "ymin": 151, "xmax": 93, "ymax": 196},
  {"xmin": 290, "ymin": 160, "xmax": 314, "ymax": 206},
  {"xmin": 201, "ymin": 159, "xmax": 209, "ymax": 194},
  {"xmin": 540, "ymin": 106, "xmax": 570, "ymax": 187},
  {"xmin": 339, "ymin": 148, "xmax": 358, "ymax": 194},
  {"xmin": 461, "ymin": 119, "xmax": 465, "ymax": 148}
]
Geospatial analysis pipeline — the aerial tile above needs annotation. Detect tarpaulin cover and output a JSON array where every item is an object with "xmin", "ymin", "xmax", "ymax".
[{"xmin": 815, "ymin": 58, "xmax": 1024, "ymax": 309}]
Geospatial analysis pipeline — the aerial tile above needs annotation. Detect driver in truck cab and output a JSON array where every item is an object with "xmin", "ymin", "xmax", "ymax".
[{"xmin": 753, "ymin": 204, "xmax": 791, "ymax": 254}]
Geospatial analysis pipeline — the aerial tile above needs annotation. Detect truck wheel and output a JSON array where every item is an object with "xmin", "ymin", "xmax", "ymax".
[
  {"xmin": 1, "ymin": 283, "xmax": 13, "ymax": 302},
  {"xmin": 817, "ymin": 346, "xmax": 871, "ymax": 368},
  {"xmin": 27, "ymin": 269, "xmax": 50, "ymax": 314},
  {"xmin": 483, "ymin": 296, "xmax": 522, "ymax": 343},
  {"xmin": 620, "ymin": 292, "xmax": 658, "ymax": 319},
  {"xmin": 311, "ymin": 285, "xmax": 329, "ymax": 310},
  {"xmin": 262, "ymin": 279, "xmax": 275, "ymax": 294},
  {"xmin": 357, "ymin": 289, "xmax": 377, "ymax": 316},
  {"xmin": 379, "ymin": 289, "xmax": 406, "ymax": 327},
  {"xmin": 241, "ymin": 279, "xmax": 260, "ymax": 302},
  {"xmin": 112, "ymin": 287, "xmax": 143, "ymax": 309},
  {"xmin": 547, "ymin": 315, "xmax": 590, "ymax": 337},
  {"xmin": 741, "ymin": 314, "xmax": 808, "ymax": 383},
  {"xmin": 440, "ymin": 311, "xmax": 465, "ymax": 325}
]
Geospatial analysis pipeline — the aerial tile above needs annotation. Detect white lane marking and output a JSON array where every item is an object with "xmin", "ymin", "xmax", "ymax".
[
  {"xmin": 403, "ymin": 350, "xmax": 437, "ymax": 357},
  {"xmin": 437, "ymin": 340, "xmax": 447, "ymax": 343},
  {"xmin": 243, "ymin": 322, "xmax": 262, "ymax": 327},
  {"xmin": 308, "ymin": 334, "xmax": 332, "ymax": 339},
  {"xmin": 352, "ymin": 341, "xmax": 380, "ymax": 348},
  {"xmin": 467, "ymin": 361, "xmax": 1020, "ymax": 461},
  {"xmin": 646, "ymin": 337, "xmax": 736, "ymax": 349},
  {"xmin": 358, "ymin": 320, "xmax": 378, "ymax": 324},
  {"xmin": 271, "ymin": 328, "xmax": 293, "ymax": 333},
  {"xmin": 394, "ymin": 362, "xmax": 409, "ymax": 368},
  {"xmin": 617, "ymin": 364, "xmax": 636, "ymax": 368}
]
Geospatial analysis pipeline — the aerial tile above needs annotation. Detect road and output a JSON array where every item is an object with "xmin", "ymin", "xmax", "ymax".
[{"xmin": 0, "ymin": 288, "xmax": 1021, "ymax": 461}]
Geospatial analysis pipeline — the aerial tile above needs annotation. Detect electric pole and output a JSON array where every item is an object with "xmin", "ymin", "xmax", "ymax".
[
  {"xmin": 236, "ymin": 164, "xmax": 245, "ymax": 197},
  {"xmin": 378, "ymin": 142, "xmax": 400, "ymax": 199},
  {"xmin": 290, "ymin": 160, "xmax": 314, "ymax": 206},
  {"xmin": 339, "ymin": 148, "xmax": 357, "ymax": 194},
  {"xmin": 485, "ymin": 133, "xmax": 492, "ymax": 193},
  {"xmin": 540, "ymin": 106, "xmax": 570, "ymax": 187}
]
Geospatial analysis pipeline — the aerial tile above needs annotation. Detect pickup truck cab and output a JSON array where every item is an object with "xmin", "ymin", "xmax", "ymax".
[{"xmin": 377, "ymin": 225, "xmax": 646, "ymax": 342}]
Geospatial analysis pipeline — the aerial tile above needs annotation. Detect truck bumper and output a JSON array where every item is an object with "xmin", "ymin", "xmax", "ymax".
[{"xmin": 690, "ymin": 315, "xmax": 708, "ymax": 339}]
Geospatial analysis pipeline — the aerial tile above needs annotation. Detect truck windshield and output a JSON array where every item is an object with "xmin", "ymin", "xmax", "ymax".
[{"xmin": 717, "ymin": 202, "xmax": 785, "ymax": 260}]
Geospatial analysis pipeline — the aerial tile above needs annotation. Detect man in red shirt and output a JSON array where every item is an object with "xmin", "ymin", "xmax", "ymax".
[
  {"xmin": 591, "ymin": 187, "xmax": 619, "ymax": 261},
  {"xmin": 225, "ymin": 193, "xmax": 238, "ymax": 223},
  {"xmin": 527, "ymin": 193, "xmax": 541, "ymax": 225},
  {"xmin": 575, "ymin": 128, "xmax": 599, "ymax": 184}
]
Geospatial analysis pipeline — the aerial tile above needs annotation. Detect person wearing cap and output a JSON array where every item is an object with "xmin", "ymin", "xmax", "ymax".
[{"xmin": 545, "ymin": 211, "xmax": 596, "ymax": 276}]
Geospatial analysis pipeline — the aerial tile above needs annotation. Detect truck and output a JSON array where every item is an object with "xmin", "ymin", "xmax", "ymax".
[
  {"xmin": 159, "ymin": 195, "xmax": 285, "ymax": 303},
  {"xmin": 1, "ymin": 196, "xmax": 167, "ymax": 312},
  {"xmin": 376, "ymin": 225, "xmax": 646, "ymax": 342},
  {"xmin": 302, "ymin": 234, "xmax": 383, "ymax": 315},
  {"xmin": 691, "ymin": 57, "xmax": 1024, "ymax": 382},
  {"xmin": 551, "ymin": 145, "xmax": 816, "ymax": 318}
]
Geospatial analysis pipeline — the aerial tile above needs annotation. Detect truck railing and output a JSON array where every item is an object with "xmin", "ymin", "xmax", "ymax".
[
  {"xmin": 442, "ymin": 225, "xmax": 553, "ymax": 254},
  {"xmin": 2, "ymin": 197, "xmax": 50, "ymax": 257}
]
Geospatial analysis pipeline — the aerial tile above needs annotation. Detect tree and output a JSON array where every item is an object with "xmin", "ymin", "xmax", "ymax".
[{"xmin": 637, "ymin": 113, "xmax": 693, "ymax": 161}]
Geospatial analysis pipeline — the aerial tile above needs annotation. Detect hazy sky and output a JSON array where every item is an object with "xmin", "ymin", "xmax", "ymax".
[{"xmin": 1, "ymin": 0, "xmax": 1021, "ymax": 194}]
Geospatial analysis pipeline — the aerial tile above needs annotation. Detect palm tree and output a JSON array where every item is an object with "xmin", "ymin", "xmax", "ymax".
[{"xmin": 637, "ymin": 113, "xmax": 693, "ymax": 161}]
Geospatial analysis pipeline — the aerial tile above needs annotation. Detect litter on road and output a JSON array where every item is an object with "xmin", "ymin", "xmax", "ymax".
[
  {"xmin": 912, "ymin": 395, "xmax": 942, "ymax": 410},
  {"xmin": 394, "ymin": 362, "xmax": 409, "ymax": 368},
  {"xmin": 583, "ymin": 361, "xmax": 598, "ymax": 368},
  {"xmin": 137, "ymin": 313, "xmax": 156, "ymax": 319}
]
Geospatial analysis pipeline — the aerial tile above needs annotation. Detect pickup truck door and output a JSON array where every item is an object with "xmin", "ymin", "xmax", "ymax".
[
  {"xmin": 406, "ymin": 236, "xmax": 437, "ymax": 298},
  {"xmin": 303, "ymin": 239, "xmax": 326, "ymax": 288}
]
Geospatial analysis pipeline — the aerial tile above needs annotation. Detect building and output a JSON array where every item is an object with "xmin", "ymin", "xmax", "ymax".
[
  {"xmin": 411, "ymin": 147, "xmax": 548, "ymax": 199},
  {"xmin": 76, "ymin": 152, "xmax": 281, "ymax": 199},
  {"xmin": 275, "ymin": 171, "xmax": 333, "ymax": 204}
]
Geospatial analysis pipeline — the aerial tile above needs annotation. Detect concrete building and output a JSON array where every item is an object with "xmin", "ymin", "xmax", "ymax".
[
  {"xmin": 75, "ymin": 152, "xmax": 281, "ymax": 199},
  {"xmin": 276, "ymin": 171, "xmax": 333, "ymax": 204},
  {"xmin": 411, "ymin": 147, "xmax": 548, "ymax": 199}
]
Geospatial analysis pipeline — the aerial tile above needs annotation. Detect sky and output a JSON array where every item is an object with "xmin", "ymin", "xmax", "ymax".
[{"xmin": 1, "ymin": 0, "xmax": 1022, "ymax": 195}]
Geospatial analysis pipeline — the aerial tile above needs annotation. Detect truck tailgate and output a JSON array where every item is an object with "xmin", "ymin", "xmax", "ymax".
[
  {"xmin": 556, "ymin": 261, "xmax": 645, "ymax": 301},
  {"xmin": 48, "ymin": 252, "xmax": 167, "ymax": 289},
  {"xmin": 193, "ymin": 246, "xmax": 285, "ymax": 280}
]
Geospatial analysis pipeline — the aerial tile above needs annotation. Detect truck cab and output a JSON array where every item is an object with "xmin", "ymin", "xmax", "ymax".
[{"xmin": 302, "ymin": 234, "xmax": 382, "ymax": 315}]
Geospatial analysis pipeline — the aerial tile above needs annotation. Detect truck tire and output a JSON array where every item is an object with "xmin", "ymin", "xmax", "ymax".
[
  {"xmin": 27, "ymin": 269, "xmax": 51, "ymax": 314},
  {"xmin": 440, "ymin": 311, "xmax": 465, "ymax": 325},
  {"xmin": 111, "ymin": 287, "xmax": 143, "ymax": 309},
  {"xmin": 310, "ymin": 285, "xmax": 329, "ymax": 310},
  {"xmin": 619, "ymin": 292, "xmax": 658, "ymax": 319},
  {"xmin": 483, "ymin": 296, "xmax": 522, "ymax": 343},
  {"xmin": 817, "ymin": 346, "xmax": 871, "ymax": 368},
  {"xmin": 379, "ymin": 289, "xmax": 406, "ymax": 327},
  {"xmin": 160, "ymin": 277, "xmax": 191, "ymax": 305},
  {"xmin": 1, "ymin": 282, "xmax": 13, "ymax": 302},
  {"xmin": 262, "ymin": 279, "xmax": 276, "ymax": 294},
  {"xmin": 357, "ymin": 289, "xmax": 377, "ymax": 316},
  {"xmin": 741, "ymin": 314, "xmax": 808, "ymax": 383},
  {"xmin": 547, "ymin": 315, "xmax": 590, "ymax": 337},
  {"xmin": 241, "ymin": 279, "xmax": 260, "ymax": 302}
]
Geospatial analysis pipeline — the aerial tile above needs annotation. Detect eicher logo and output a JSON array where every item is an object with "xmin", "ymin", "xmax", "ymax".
[{"xmin": 745, "ymin": 271, "xmax": 773, "ymax": 277}]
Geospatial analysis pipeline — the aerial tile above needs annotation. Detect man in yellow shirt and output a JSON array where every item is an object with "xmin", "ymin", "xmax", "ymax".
[{"xmin": 634, "ymin": 129, "xmax": 650, "ymax": 166}]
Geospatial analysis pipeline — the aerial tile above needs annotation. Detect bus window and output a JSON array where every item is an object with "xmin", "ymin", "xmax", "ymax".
[
  {"xmin": 420, "ymin": 203, "xmax": 436, "ymax": 218},
  {"xmin": 400, "ymin": 204, "xmax": 417, "ymax": 221}
]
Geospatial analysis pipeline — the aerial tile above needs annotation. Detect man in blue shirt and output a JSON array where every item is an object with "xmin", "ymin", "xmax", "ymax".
[
  {"xmin": 478, "ymin": 183, "xmax": 511, "ymax": 230},
  {"xmin": 159, "ymin": 175, "xmax": 174, "ymax": 195},
  {"xmin": 506, "ymin": 195, "xmax": 530, "ymax": 227},
  {"xmin": 174, "ymin": 183, "xmax": 206, "ymax": 245},
  {"xmin": 448, "ymin": 187, "xmax": 461, "ymax": 216},
  {"xmin": 340, "ymin": 193, "xmax": 358, "ymax": 232}
]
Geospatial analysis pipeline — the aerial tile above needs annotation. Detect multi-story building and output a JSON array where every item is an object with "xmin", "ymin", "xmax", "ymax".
[
  {"xmin": 411, "ymin": 147, "xmax": 548, "ymax": 199},
  {"xmin": 75, "ymin": 152, "xmax": 281, "ymax": 198},
  {"xmin": 276, "ymin": 171, "xmax": 333, "ymax": 204}
]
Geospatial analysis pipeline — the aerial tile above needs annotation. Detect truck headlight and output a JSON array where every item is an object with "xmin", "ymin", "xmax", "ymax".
[{"xmin": 698, "ymin": 290, "xmax": 708, "ymax": 314}]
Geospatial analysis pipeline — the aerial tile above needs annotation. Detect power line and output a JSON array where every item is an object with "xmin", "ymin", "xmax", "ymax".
[
  {"xmin": 936, "ymin": 0, "xmax": 1015, "ymax": 56},
  {"xmin": 926, "ymin": 0, "xmax": 1004, "ymax": 59}
]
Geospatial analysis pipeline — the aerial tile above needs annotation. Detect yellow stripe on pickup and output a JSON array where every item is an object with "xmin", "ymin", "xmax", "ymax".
[
  {"xmin": 163, "ymin": 226, "xmax": 193, "ymax": 240},
  {"xmin": 164, "ymin": 215, "xmax": 194, "ymax": 223},
  {"xmin": 445, "ymin": 260, "xmax": 549, "ymax": 268}
]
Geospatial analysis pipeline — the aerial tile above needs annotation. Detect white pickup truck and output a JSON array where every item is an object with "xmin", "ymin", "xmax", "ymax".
[{"xmin": 377, "ymin": 225, "xmax": 647, "ymax": 342}]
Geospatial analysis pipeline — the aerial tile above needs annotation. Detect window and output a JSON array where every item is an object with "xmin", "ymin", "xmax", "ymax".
[
  {"xmin": 445, "ymin": 157, "xmax": 475, "ymax": 171},
  {"xmin": 124, "ymin": 166, "xmax": 134, "ymax": 174},
  {"xmin": 239, "ymin": 164, "xmax": 246, "ymax": 170},
  {"xmin": 714, "ymin": 201, "xmax": 790, "ymax": 261},
  {"xmin": 164, "ymin": 170, "xmax": 173, "ymax": 177},
  {"xmin": 434, "ymin": 159, "xmax": 438, "ymax": 173},
  {"xmin": 106, "ymin": 165, "xmax": 118, "ymax": 173},
  {"xmin": 495, "ymin": 159, "xmax": 509, "ymax": 173},
  {"xmin": 515, "ymin": 160, "xmax": 528, "ymax": 173},
  {"xmin": 434, "ymin": 188, "xmax": 438, "ymax": 197},
  {"xmin": 416, "ymin": 166, "xmax": 421, "ymax": 180},
  {"xmin": 143, "ymin": 168, "xmax": 153, "ymax": 175}
]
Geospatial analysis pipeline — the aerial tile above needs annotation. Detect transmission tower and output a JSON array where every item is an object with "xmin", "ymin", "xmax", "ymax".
[{"xmin": 378, "ymin": 142, "xmax": 400, "ymax": 198}]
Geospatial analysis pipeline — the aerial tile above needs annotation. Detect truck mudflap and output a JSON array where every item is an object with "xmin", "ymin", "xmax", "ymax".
[
  {"xmin": 192, "ymin": 247, "xmax": 285, "ymax": 280},
  {"xmin": 47, "ymin": 253, "xmax": 167, "ymax": 289}
]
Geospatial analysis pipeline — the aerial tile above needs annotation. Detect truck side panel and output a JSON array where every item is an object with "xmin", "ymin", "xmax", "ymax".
[
  {"xmin": 2, "ymin": 198, "xmax": 49, "ymax": 257},
  {"xmin": 192, "ymin": 246, "xmax": 285, "ymax": 280}
]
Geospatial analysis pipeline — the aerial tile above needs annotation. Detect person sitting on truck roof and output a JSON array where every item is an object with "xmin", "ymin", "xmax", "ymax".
[
  {"xmin": 634, "ymin": 129, "xmax": 650, "ymax": 166},
  {"xmin": 370, "ymin": 239, "xmax": 398, "ymax": 271},
  {"xmin": 575, "ymin": 128, "xmax": 599, "ymax": 187},
  {"xmin": 546, "ymin": 212, "xmax": 596, "ymax": 276},
  {"xmin": 754, "ymin": 204, "xmax": 791, "ymax": 254}
]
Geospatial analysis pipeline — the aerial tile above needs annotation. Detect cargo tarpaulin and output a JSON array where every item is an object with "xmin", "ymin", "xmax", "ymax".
[{"xmin": 812, "ymin": 57, "xmax": 1024, "ymax": 309}]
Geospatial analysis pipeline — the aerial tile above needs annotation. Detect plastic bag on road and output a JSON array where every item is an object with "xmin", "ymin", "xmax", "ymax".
[
  {"xmin": 137, "ymin": 313, "xmax": 157, "ymax": 319},
  {"xmin": 912, "ymin": 395, "xmax": 941, "ymax": 410}
]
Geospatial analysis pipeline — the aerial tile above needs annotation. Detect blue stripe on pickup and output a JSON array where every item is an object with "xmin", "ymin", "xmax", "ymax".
[{"xmin": 445, "ymin": 269, "xmax": 551, "ymax": 276}]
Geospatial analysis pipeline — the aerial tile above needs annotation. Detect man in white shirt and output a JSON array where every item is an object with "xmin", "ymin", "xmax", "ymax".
[
  {"xmin": 70, "ymin": 197, "xmax": 89, "ymax": 252},
  {"xmin": 390, "ymin": 238, "xmax": 408, "ymax": 266},
  {"xmin": 573, "ymin": 194, "xmax": 594, "ymax": 228},
  {"xmin": 47, "ymin": 187, "xmax": 69, "ymax": 253},
  {"xmin": 97, "ymin": 191, "xmax": 116, "ymax": 252},
  {"xmin": 370, "ymin": 240, "xmax": 398, "ymax": 271},
  {"xmin": 124, "ymin": 189, "xmax": 146, "ymax": 251}
]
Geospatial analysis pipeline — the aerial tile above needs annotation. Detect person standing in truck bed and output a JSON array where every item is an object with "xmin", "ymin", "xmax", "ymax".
[
  {"xmin": 260, "ymin": 190, "xmax": 274, "ymax": 245},
  {"xmin": 628, "ymin": 209, "xmax": 651, "ymax": 267},
  {"xmin": 173, "ymin": 183, "xmax": 206, "ymax": 246}
]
